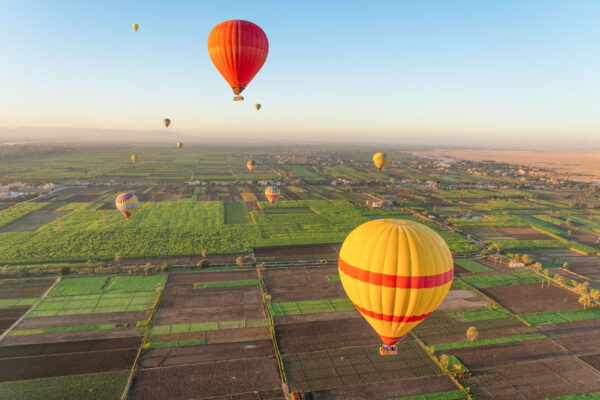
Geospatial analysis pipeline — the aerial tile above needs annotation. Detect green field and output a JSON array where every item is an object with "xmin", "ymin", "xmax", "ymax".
[
  {"xmin": 194, "ymin": 279, "xmax": 259, "ymax": 289},
  {"xmin": 461, "ymin": 270, "xmax": 543, "ymax": 288},
  {"xmin": 0, "ymin": 297, "xmax": 38, "ymax": 308},
  {"xmin": 0, "ymin": 370, "xmax": 129, "ymax": 400},
  {"xmin": 519, "ymin": 308, "xmax": 600, "ymax": 326},
  {"xmin": 432, "ymin": 333, "xmax": 546, "ymax": 351},
  {"xmin": 9, "ymin": 323, "xmax": 118, "ymax": 336},
  {"xmin": 455, "ymin": 260, "xmax": 494, "ymax": 273},
  {"xmin": 149, "ymin": 318, "xmax": 268, "ymax": 336},
  {"xmin": 267, "ymin": 298, "xmax": 354, "ymax": 316}
]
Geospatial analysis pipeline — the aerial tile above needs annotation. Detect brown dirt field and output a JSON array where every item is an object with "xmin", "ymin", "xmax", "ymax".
[
  {"xmin": 154, "ymin": 285, "xmax": 264, "ymax": 326},
  {"xmin": 479, "ymin": 283, "xmax": 580, "ymax": 314},
  {"xmin": 448, "ymin": 338, "xmax": 568, "ymax": 370},
  {"xmin": 413, "ymin": 311, "xmax": 530, "ymax": 345},
  {"xmin": 255, "ymin": 244, "xmax": 341, "ymax": 260},
  {"xmin": 283, "ymin": 342, "xmax": 440, "ymax": 392},
  {"xmin": 466, "ymin": 355, "xmax": 600, "ymax": 399},
  {"xmin": 15, "ymin": 310, "xmax": 146, "ymax": 330},
  {"xmin": 129, "ymin": 356, "xmax": 283, "ymax": 400},
  {"xmin": 63, "ymin": 194, "xmax": 104, "ymax": 202},
  {"xmin": 228, "ymin": 186, "xmax": 243, "ymax": 201},
  {"xmin": 0, "ymin": 278, "xmax": 55, "ymax": 298},
  {"xmin": 280, "ymin": 187, "xmax": 302, "ymax": 200},
  {"xmin": 437, "ymin": 289, "xmax": 492, "ymax": 311},
  {"xmin": 151, "ymin": 326, "xmax": 271, "ymax": 346},
  {"xmin": 167, "ymin": 270, "xmax": 258, "ymax": 284},
  {"xmin": 0, "ymin": 307, "xmax": 29, "ymax": 334},
  {"xmin": 275, "ymin": 317, "xmax": 381, "ymax": 354},
  {"xmin": 580, "ymin": 353, "xmax": 600, "ymax": 370},
  {"xmin": 538, "ymin": 319, "xmax": 600, "ymax": 356},
  {"xmin": 1, "ymin": 327, "xmax": 142, "ymax": 346},
  {"xmin": 0, "ymin": 347, "xmax": 137, "ymax": 382},
  {"xmin": 0, "ymin": 336, "xmax": 141, "ymax": 358},
  {"xmin": 140, "ymin": 339, "xmax": 275, "ymax": 368},
  {"xmin": 263, "ymin": 267, "xmax": 346, "ymax": 302},
  {"xmin": 496, "ymin": 227, "xmax": 557, "ymax": 240},
  {"xmin": 311, "ymin": 375, "xmax": 458, "ymax": 400}
]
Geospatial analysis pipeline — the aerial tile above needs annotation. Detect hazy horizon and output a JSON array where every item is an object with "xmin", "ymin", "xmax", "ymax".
[{"xmin": 1, "ymin": 1, "xmax": 599, "ymax": 146}]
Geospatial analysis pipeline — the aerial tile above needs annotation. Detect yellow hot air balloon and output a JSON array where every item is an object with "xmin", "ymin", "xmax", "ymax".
[
  {"xmin": 255, "ymin": 104, "xmax": 261, "ymax": 111},
  {"xmin": 373, "ymin": 152, "xmax": 388, "ymax": 170},
  {"xmin": 132, "ymin": 24, "xmax": 139, "ymax": 32},
  {"xmin": 247, "ymin": 160, "xmax": 256, "ymax": 173},
  {"xmin": 338, "ymin": 219, "xmax": 453, "ymax": 355},
  {"xmin": 131, "ymin": 155, "xmax": 138, "ymax": 164},
  {"xmin": 177, "ymin": 142, "xmax": 183, "ymax": 149},
  {"xmin": 163, "ymin": 118, "xmax": 171, "ymax": 128}
]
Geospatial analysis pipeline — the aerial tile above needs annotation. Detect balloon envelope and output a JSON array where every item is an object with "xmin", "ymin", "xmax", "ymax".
[
  {"xmin": 131, "ymin": 155, "xmax": 138, "ymax": 163},
  {"xmin": 177, "ymin": 142, "xmax": 183, "ymax": 149},
  {"xmin": 207, "ymin": 20, "xmax": 269, "ymax": 98},
  {"xmin": 338, "ymin": 219, "xmax": 453, "ymax": 347},
  {"xmin": 247, "ymin": 160, "xmax": 256, "ymax": 173},
  {"xmin": 115, "ymin": 193, "xmax": 139, "ymax": 220},
  {"xmin": 255, "ymin": 104, "xmax": 261, "ymax": 111},
  {"xmin": 132, "ymin": 24, "xmax": 139, "ymax": 32},
  {"xmin": 265, "ymin": 186, "xmax": 280, "ymax": 203},
  {"xmin": 373, "ymin": 152, "xmax": 388, "ymax": 170},
  {"xmin": 163, "ymin": 118, "xmax": 171, "ymax": 128}
]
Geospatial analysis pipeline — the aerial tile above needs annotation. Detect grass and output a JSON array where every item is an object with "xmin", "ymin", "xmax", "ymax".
[
  {"xmin": 50, "ymin": 275, "xmax": 167, "ymax": 296},
  {"xmin": 455, "ymin": 260, "xmax": 493, "ymax": 273},
  {"xmin": 194, "ymin": 279, "xmax": 259, "ymax": 289},
  {"xmin": 146, "ymin": 339, "xmax": 206, "ymax": 348},
  {"xmin": 390, "ymin": 390, "xmax": 466, "ymax": 400},
  {"xmin": 0, "ymin": 370, "xmax": 129, "ymax": 400},
  {"xmin": 9, "ymin": 323, "xmax": 118, "ymax": 336},
  {"xmin": 267, "ymin": 298, "xmax": 354, "ymax": 317},
  {"xmin": 460, "ymin": 270, "xmax": 543, "ymax": 288},
  {"xmin": 0, "ymin": 297, "xmax": 38, "ymax": 308},
  {"xmin": 519, "ymin": 308, "xmax": 600, "ymax": 326},
  {"xmin": 327, "ymin": 274, "xmax": 341, "ymax": 281},
  {"xmin": 432, "ymin": 333, "xmax": 546, "ymax": 351},
  {"xmin": 150, "ymin": 318, "xmax": 268, "ymax": 336},
  {"xmin": 223, "ymin": 201, "xmax": 251, "ymax": 224},
  {"xmin": 28, "ymin": 291, "xmax": 156, "ymax": 317},
  {"xmin": 0, "ymin": 202, "xmax": 49, "ymax": 228}
]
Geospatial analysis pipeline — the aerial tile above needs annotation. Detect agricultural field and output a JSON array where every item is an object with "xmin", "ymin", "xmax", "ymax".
[{"xmin": 3, "ymin": 145, "xmax": 600, "ymax": 398}]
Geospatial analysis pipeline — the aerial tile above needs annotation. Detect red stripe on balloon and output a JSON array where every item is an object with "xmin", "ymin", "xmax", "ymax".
[
  {"xmin": 338, "ymin": 257, "xmax": 453, "ymax": 289},
  {"xmin": 352, "ymin": 302, "xmax": 432, "ymax": 323}
]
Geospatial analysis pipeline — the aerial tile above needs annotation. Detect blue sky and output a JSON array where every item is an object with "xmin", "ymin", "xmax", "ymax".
[{"xmin": 0, "ymin": 0, "xmax": 599, "ymax": 145}]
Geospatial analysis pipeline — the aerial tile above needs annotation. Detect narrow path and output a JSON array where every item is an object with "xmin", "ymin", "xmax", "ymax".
[{"xmin": 0, "ymin": 276, "xmax": 61, "ymax": 344}]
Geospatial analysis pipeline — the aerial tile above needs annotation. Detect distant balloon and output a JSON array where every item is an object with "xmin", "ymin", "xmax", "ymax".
[
  {"xmin": 208, "ymin": 20, "xmax": 269, "ymax": 101},
  {"xmin": 373, "ymin": 152, "xmax": 388, "ymax": 170},
  {"xmin": 255, "ymin": 104, "xmax": 261, "ymax": 111},
  {"xmin": 131, "ymin": 155, "xmax": 138, "ymax": 163},
  {"xmin": 115, "ymin": 193, "xmax": 139, "ymax": 220},
  {"xmin": 177, "ymin": 142, "xmax": 183, "ymax": 149},
  {"xmin": 163, "ymin": 118, "xmax": 171, "ymax": 128},
  {"xmin": 247, "ymin": 160, "xmax": 256, "ymax": 173},
  {"xmin": 339, "ymin": 219, "xmax": 453, "ymax": 355},
  {"xmin": 132, "ymin": 24, "xmax": 139, "ymax": 32},
  {"xmin": 265, "ymin": 186, "xmax": 280, "ymax": 203}
]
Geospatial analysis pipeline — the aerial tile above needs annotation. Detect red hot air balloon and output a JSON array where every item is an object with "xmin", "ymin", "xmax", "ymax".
[{"xmin": 208, "ymin": 20, "xmax": 269, "ymax": 101}]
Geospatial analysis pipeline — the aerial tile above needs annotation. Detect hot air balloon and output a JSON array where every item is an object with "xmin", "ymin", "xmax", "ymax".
[
  {"xmin": 207, "ymin": 20, "xmax": 269, "ymax": 101},
  {"xmin": 163, "ymin": 118, "xmax": 171, "ymax": 128},
  {"xmin": 265, "ymin": 186, "xmax": 280, "ymax": 203},
  {"xmin": 177, "ymin": 142, "xmax": 183, "ymax": 149},
  {"xmin": 338, "ymin": 219, "xmax": 453, "ymax": 355},
  {"xmin": 115, "ymin": 193, "xmax": 139, "ymax": 220},
  {"xmin": 255, "ymin": 104, "xmax": 261, "ymax": 111},
  {"xmin": 132, "ymin": 24, "xmax": 139, "ymax": 32},
  {"xmin": 131, "ymin": 155, "xmax": 138, "ymax": 164},
  {"xmin": 247, "ymin": 160, "xmax": 256, "ymax": 173},
  {"xmin": 373, "ymin": 152, "xmax": 388, "ymax": 170}
]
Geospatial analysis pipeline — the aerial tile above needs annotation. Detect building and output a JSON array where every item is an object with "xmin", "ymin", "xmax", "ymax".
[{"xmin": 366, "ymin": 199, "xmax": 393, "ymax": 209}]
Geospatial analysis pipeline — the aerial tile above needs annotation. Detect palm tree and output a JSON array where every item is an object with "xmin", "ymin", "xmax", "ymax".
[{"xmin": 466, "ymin": 326, "xmax": 479, "ymax": 342}]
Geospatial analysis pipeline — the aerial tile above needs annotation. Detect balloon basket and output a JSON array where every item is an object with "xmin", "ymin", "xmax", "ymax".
[
  {"xmin": 379, "ymin": 345, "xmax": 397, "ymax": 356},
  {"xmin": 233, "ymin": 96, "xmax": 244, "ymax": 101}
]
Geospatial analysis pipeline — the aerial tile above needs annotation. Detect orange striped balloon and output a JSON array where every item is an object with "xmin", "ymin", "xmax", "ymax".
[{"xmin": 338, "ymin": 219, "xmax": 453, "ymax": 348}]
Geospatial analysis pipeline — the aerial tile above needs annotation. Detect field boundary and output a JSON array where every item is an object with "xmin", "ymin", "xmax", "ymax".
[
  {"xmin": 0, "ymin": 277, "xmax": 60, "ymax": 343},
  {"xmin": 120, "ymin": 284, "xmax": 163, "ymax": 400}
]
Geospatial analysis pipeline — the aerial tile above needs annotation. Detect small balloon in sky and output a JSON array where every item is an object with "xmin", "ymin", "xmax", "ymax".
[{"xmin": 132, "ymin": 24, "xmax": 139, "ymax": 32}]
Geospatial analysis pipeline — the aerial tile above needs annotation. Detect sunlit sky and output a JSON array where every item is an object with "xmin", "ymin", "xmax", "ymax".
[{"xmin": 1, "ymin": 0, "xmax": 599, "ymax": 145}]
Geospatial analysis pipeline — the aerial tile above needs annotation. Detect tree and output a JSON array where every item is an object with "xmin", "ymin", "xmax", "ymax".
[
  {"xmin": 466, "ymin": 326, "xmax": 479, "ymax": 342},
  {"xmin": 201, "ymin": 250, "xmax": 207, "ymax": 258},
  {"xmin": 439, "ymin": 354, "xmax": 449, "ymax": 369},
  {"xmin": 579, "ymin": 294, "xmax": 591, "ymax": 309},
  {"xmin": 60, "ymin": 266, "xmax": 71, "ymax": 275},
  {"xmin": 114, "ymin": 253, "xmax": 122, "ymax": 264},
  {"xmin": 542, "ymin": 269, "xmax": 551, "ymax": 288},
  {"xmin": 563, "ymin": 262, "xmax": 569, "ymax": 270},
  {"xmin": 197, "ymin": 259, "xmax": 210, "ymax": 269}
]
